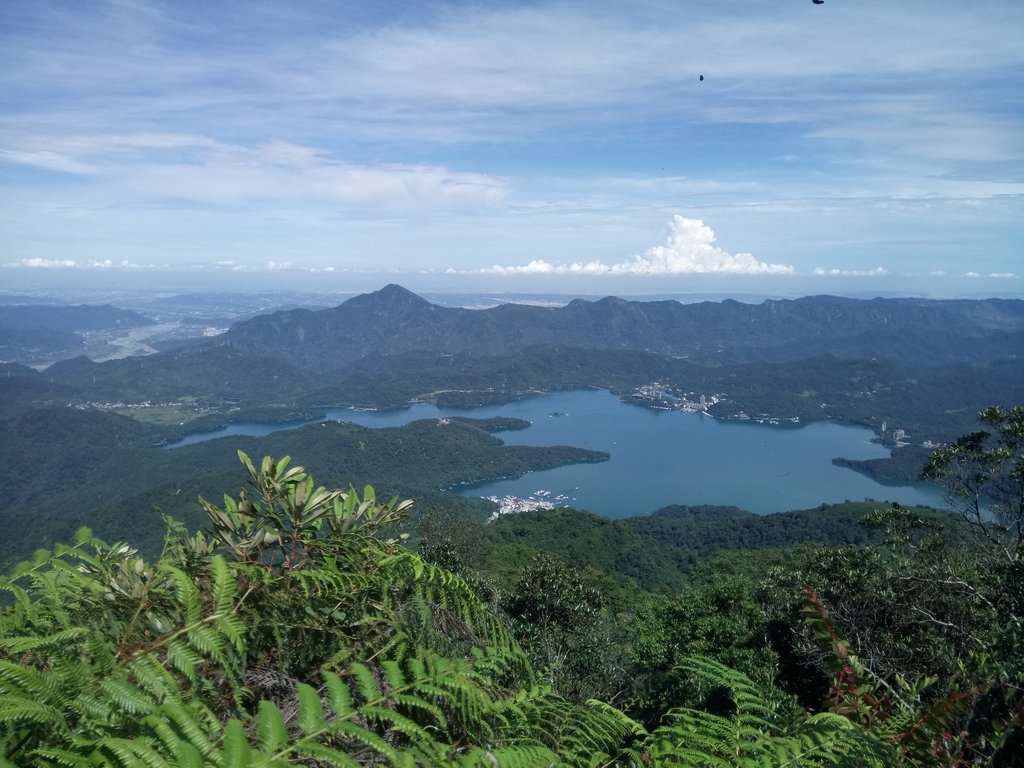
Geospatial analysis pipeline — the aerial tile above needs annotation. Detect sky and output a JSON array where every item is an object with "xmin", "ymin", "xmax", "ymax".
[{"xmin": 1, "ymin": 0, "xmax": 1023, "ymax": 298}]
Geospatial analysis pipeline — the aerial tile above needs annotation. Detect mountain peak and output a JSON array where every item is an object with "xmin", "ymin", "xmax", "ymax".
[
  {"xmin": 379, "ymin": 283, "xmax": 422, "ymax": 300},
  {"xmin": 368, "ymin": 284, "xmax": 428, "ymax": 305},
  {"xmin": 344, "ymin": 286, "xmax": 432, "ymax": 313}
]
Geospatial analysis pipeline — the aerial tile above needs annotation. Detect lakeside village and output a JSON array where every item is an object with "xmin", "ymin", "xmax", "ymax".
[
  {"xmin": 484, "ymin": 490, "xmax": 573, "ymax": 523},
  {"xmin": 624, "ymin": 381, "xmax": 802, "ymax": 423},
  {"xmin": 625, "ymin": 381, "xmax": 942, "ymax": 448}
]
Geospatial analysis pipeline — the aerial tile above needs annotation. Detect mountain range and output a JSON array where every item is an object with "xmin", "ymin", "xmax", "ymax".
[{"xmin": 218, "ymin": 284, "xmax": 1024, "ymax": 369}]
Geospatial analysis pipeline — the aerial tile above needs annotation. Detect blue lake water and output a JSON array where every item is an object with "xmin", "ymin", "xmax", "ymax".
[{"xmin": 169, "ymin": 389, "xmax": 946, "ymax": 517}]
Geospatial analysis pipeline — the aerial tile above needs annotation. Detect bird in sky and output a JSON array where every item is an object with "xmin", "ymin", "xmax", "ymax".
[{"xmin": 812, "ymin": 0, "xmax": 824, "ymax": 5}]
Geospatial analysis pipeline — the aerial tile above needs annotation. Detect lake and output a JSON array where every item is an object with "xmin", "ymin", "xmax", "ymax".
[{"xmin": 169, "ymin": 389, "xmax": 946, "ymax": 517}]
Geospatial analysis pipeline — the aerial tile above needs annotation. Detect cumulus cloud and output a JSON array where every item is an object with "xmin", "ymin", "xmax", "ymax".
[
  {"xmin": 473, "ymin": 216, "xmax": 793, "ymax": 276},
  {"xmin": 989, "ymin": 272, "xmax": 1018, "ymax": 279}
]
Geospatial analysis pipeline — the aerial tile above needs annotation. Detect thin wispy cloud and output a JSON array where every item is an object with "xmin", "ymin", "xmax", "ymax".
[
  {"xmin": 205, "ymin": 260, "xmax": 350, "ymax": 274},
  {"xmin": 813, "ymin": 267, "xmax": 889, "ymax": 278},
  {"xmin": 3, "ymin": 256, "xmax": 345, "ymax": 274},
  {"xmin": 3, "ymin": 258, "xmax": 154, "ymax": 269},
  {"xmin": 1, "ymin": 134, "xmax": 506, "ymax": 209},
  {"xmin": 4, "ymin": 258, "xmax": 79, "ymax": 269}
]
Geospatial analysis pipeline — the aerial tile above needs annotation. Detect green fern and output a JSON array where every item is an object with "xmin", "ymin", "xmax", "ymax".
[{"xmin": 639, "ymin": 657, "xmax": 900, "ymax": 767}]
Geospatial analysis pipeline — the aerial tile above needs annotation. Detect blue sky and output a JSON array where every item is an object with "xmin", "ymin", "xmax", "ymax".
[{"xmin": 2, "ymin": 0, "xmax": 1022, "ymax": 297}]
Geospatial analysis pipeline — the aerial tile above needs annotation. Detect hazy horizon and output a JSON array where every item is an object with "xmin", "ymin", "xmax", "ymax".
[{"xmin": 3, "ymin": 272, "xmax": 1022, "ymax": 310}]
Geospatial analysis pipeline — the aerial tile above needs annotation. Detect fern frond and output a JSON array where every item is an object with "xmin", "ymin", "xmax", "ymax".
[
  {"xmin": 350, "ymin": 661, "xmax": 382, "ymax": 703},
  {"xmin": 99, "ymin": 672, "xmax": 158, "ymax": 716},
  {"xmin": 156, "ymin": 562, "xmax": 203, "ymax": 634},
  {"xmin": 321, "ymin": 669, "xmax": 354, "ymax": 718},
  {"xmin": 640, "ymin": 656, "xmax": 900, "ymax": 768},
  {"xmin": 0, "ymin": 626, "xmax": 88, "ymax": 653},
  {"xmin": 139, "ymin": 710, "xmax": 204, "ymax": 766},
  {"xmin": 0, "ymin": 659, "xmax": 59, "ymax": 700},
  {"xmin": 787, "ymin": 712, "xmax": 895, "ymax": 767},
  {"xmin": 164, "ymin": 638, "xmax": 203, "ymax": 683},
  {"xmin": 185, "ymin": 624, "xmax": 225, "ymax": 665},
  {"xmin": 458, "ymin": 744, "xmax": 561, "ymax": 767},
  {"xmin": 256, "ymin": 699, "xmax": 289, "ymax": 753},
  {"xmin": 153, "ymin": 698, "xmax": 219, "ymax": 758},
  {"xmin": 126, "ymin": 655, "xmax": 176, "ymax": 701},
  {"xmin": 390, "ymin": 691, "xmax": 447, "ymax": 726},
  {"xmin": 73, "ymin": 690, "xmax": 118, "ymax": 725},
  {"xmin": 91, "ymin": 736, "xmax": 175, "ymax": 768},
  {"xmin": 320, "ymin": 719, "xmax": 406, "ymax": 765},
  {"xmin": 0, "ymin": 696, "xmax": 64, "ymax": 729},
  {"xmin": 361, "ymin": 704, "xmax": 432, "ymax": 742},
  {"xmin": 221, "ymin": 718, "xmax": 253, "ymax": 768},
  {"xmin": 295, "ymin": 681, "xmax": 326, "ymax": 733},
  {"xmin": 289, "ymin": 741, "xmax": 361, "ymax": 768}
]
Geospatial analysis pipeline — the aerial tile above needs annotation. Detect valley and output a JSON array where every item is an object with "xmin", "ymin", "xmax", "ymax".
[{"xmin": 1, "ymin": 285, "xmax": 1019, "ymax": 566}]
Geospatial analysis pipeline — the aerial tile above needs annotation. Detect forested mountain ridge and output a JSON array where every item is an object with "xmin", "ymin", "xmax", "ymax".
[
  {"xmin": 217, "ymin": 284, "xmax": 1024, "ymax": 369},
  {"xmin": 0, "ymin": 408, "xmax": 608, "ymax": 565},
  {"xmin": 0, "ymin": 303, "xmax": 153, "ymax": 332},
  {"xmin": 0, "ymin": 303, "xmax": 156, "ymax": 364}
]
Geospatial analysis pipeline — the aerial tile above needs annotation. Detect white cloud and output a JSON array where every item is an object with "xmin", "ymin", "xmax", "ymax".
[
  {"xmin": 0, "ymin": 133, "xmax": 217, "ymax": 175},
  {"xmin": 0, "ymin": 133, "xmax": 507, "ymax": 210},
  {"xmin": 989, "ymin": 272, "xmax": 1018, "ymax": 279},
  {"xmin": 4, "ymin": 258, "xmax": 78, "ymax": 268},
  {"xmin": 474, "ymin": 216, "xmax": 793, "ymax": 277},
  {"xmin": 635, "ymin": 217, "xmax": 794, "ymax": 275},
  {"xmin": 2, "ymin": 257, "xmax": 154, "ymax": 269},
  {"xmin": 811, "ymin": 100, "xmax": 1024, "ymax": 164},
  {"xmin": 207, "ymin": 260, "xmax": 336, "ymax": 273},
  {"xmin": 813, "ymin": 266, "xmax": 889, "ymax": 277}
]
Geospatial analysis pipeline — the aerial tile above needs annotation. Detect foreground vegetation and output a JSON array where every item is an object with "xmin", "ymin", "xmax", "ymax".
[
  {"xmin": 0, "ymin": 454, "xmax": 886, "ymax": 766},
  {"xmin": 2, "ymin": 405, "xmax": 1022, "ymax": 765}
]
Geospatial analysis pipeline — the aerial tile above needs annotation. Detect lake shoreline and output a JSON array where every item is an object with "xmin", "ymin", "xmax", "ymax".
[{"xmin": 163, "ymin": 389, "xmax": 942, "ymax": 515}]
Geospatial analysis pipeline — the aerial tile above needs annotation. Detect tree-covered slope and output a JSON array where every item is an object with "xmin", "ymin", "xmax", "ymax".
[
  {"xmin": 0, "ymin": 303, "xmax": 153, "ymax": 331},
  {"xmin": 0, "ymin": 410, "xmax": 608, "ymax": 565}
]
